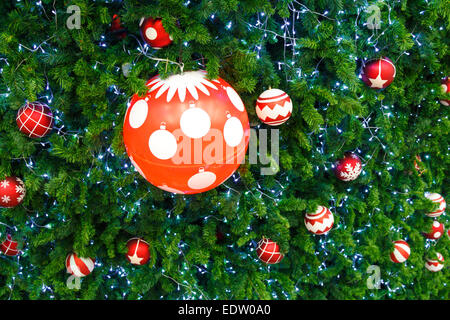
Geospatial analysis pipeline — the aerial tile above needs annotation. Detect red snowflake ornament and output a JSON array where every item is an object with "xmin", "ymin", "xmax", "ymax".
[
  {"xmin": 304, "ymin": 206, "xmax": 334, "ymax": 235},
  {"xmin": 361, "ymin": 57, "xmax": 396, "ymax": 89},
  {"xmin": 0, "ymin": 234, "xmax": 20, "ymax": 256},
  {"xmin": 126, "ymin": 238, "xmax": 150, "ymax": 265},
  {"xmin": 139, "ymin": 17, "xmax": 173, "ymax": 49},
  {"xmin": 65, "ymin": 253, "xmax": 95, "ymax": 277},
  {"xmin": 255, "ymin": 88, "xmax": 292, "ymax": 126},
  {"xmin": 123, "ymin": 71, "xmax": 250, "ymax": 194},
  {"xmin": 0, "ymin": 176, "xmax": 26, "ymax": 208},
  {"xmin": 425, "ymin": 252, "xmax": 444, "ymax": 272},
  {"xmin": 423, "ymin": 221, "xmax": 444, "ymax": 240},
  {"xmin": 424, "ymin": 193, "xmax": 446, "ymax": 217},
  {"xmin": 16, "ymin": 101, "xmax": 54, "ymax": 138},
  {"xmin": 334, "ymin": 152, "xmax": 362, "ymax": 182},
  {"xmin": 390, "ymin": 240, "xmax": 410, "ymax": 263},
  {"xmin": 440, "ymin": 77, "xmax": 450, "ymax": 106},
  {"xmin": 256, "ymin": 238, "xmax": 284, "ymax": 264}
]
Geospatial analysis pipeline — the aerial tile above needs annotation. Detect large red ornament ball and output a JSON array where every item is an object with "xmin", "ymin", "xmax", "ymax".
[
  {"xmin": 126, "ymin": 238, "xmax": 150, "ymax": 265},
  {"xmin": 0, "ymin": 176, "xmax": 26, "ymax": 208},
  {"xmin": 139, "ymin": 17, "xmax": 173, "ymax": 49},
  {"xmin": 110, "ymin": 14, "xmax": 127, "ymax": 39},
  {"xmin": 255, "ymin": 88, "xmax": 293, "ymax": 126},
  {"xmin": 440, "ymin": 77, "xmax": 450, "ymax": 106},
  {"xmin": 423, "ymin": 221, "xmax": 444, "ymax": 240},
  {"xmin": 390, "ymin": 240, "xmax": 410, "ymax": 263},
  {"xmin": 0, "ymin": 234, "xmax": 20, "ymax": 256},
  {"xmin": 304, "ymin": 206, "xmax": 334, "ymax": 235},
  {"xmin": 65, "ymin": 253, "xmax": 95, "ymax": 277},
  {"xmin": 256, "ymin": 238, "xmax": 284, "ymax": 264},
  {"xmin": 334, "ymin": 152, "xmax": 362, "ymax": 182},
  {"xmin": 123, "ymin": 70, "xmax": 250, "ymax": 194},
  {"xmin": 424, "ymin": 193, "xmax": 446, "ymax": 217},
  {"xmin": 425, "ymin": 252, "xmax": 444, "ymax": 272},
  {"xmin": 361, "ymin": 57, "xmax": 396, "ymax": 89},
  {"xmin": 16, "ymin": 101, "xmax": 54, "ymax": 138}
]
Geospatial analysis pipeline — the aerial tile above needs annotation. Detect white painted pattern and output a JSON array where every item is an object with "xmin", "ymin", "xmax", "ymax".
[
  {"xmin": 179, "ymin": 107, "xmax": 211, "ymax": 139},
  {"xmin": 128, "ymin": 99, "xmax": 148, "ymax": 129},
  {"xmin": 226, "ymin": 86, "xmax": 245, "ymax": 112},
  {"xmin": 187, "ymin": 170, "xmax": 216, "ymax": 189},
  {"xmin": 223, "ymin": 116, "xmax": 244, "ymax": 147},
  {"xmin": 148, "ymin": 129, "xmax": 178, "ymax": 159}
]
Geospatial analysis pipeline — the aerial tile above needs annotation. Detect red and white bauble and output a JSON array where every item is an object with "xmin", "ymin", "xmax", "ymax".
[
  {"xmin": 16, "ymin": 101, "xmax": 54, "ymax": 138},
  {"xmin": 123, "ymin": 70, "xmax": 250, "ymax": 194},
  {"xmin": 126, "ymin": 238, "xmax": 150, "ymax": 265},
  {"xmin": 255, "ymin": 88, "xmax": 292, "ymax": 126},
  {"xmin": 424, "ymin": 193, "xmax": 446, "ymax": 217},
  {"xmin": 334, "ymin": 152, "xmax": 362, "ymax": 182},
  {"xmin": 361, "ymin": 57, "xmax": 396, "ymax": 89},
  {"xmin": 256, "ymin": 238, "xmax": 284, "ymax": 264},
  {"xmin": 390, "ymin": 240, "xmax": 410, "ymax": 263},
  {"xmin": 423, "ymin": 221, "xmax": 444, "ymax": 240},
  {"xmin": 0, "ymin": 176, "xmax": 26, "ymax": 208},
  {"xmin": 0, "ymin": 234, "xmax": 20, "ymax": 256},
  {"xmin": 304, "ymin": 206, "xmax": 334, "ymax": 235},
  {"xmin": 65, "ymin": 253, "xmax": 95, "ymax": 277},
  {"xmin": 425, "ymin": 252, "xmax": 444, "ymax": 272},
  {"xmin": 440, "ymin": 77, "xmax": 450, "ymax": 106},
  {"xmin": 139, "ymin": 17, "xmax": 173, "ymax": 49}
]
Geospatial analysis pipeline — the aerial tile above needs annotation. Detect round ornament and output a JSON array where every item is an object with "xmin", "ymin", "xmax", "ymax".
[
  {"xmin": 65, "ymin": 253, "xmax": 95, "ymax": 277},
  {"xmin": 304, "ymin": 206, "xmax": 334, "ymax": 235},
  {"xmin": 423, "ymin": 221, "xmax": 444, "ymax": 240},
  {"xmin": 424, "ymin": 193, "xmax": 446, "ymax": 217},
  {"xmin": 255, "ymin": 88, "xmax": 293, "ymax": 126},
  {"xmin": 16, "ymin": 101, "xmax": 54, "ymax": 138},
  {"xmin": 361, "ymin": 57, "xmax": 396, "ymax": 89},
  {"xmin": 440, "ymin": 77, "xmax": 450, "ymax": 106},
  {"xmin": 110, "ymin": 14, "xmax": 127, "ymax": 39},
  {"xmin": 256, "ymin": 238, "xmax": 284, "ymax": 264},
  {"xmin": 334, "ymin": 152, "xmax": 362, "ymax": 182},
  {"xmin": 0, "ymin": 234, "xmax": 20, "ymax": 256},
  {"xmin": 414, "ymin": 155, "xmax": 426, "ymax": 176},
  {"xmin": 0, "ymin": 176, "xmax": 26, "ymax": 208},
  {"xmin": 126, "ymin": 238, "xmax": 150, "ymax": 265},
  {"xmin": 123, "ymin": 70, "xmax": 250, "ymax": 194},
  {"xmin": 390, "ymin": 240, "xmax": 410, "ymax": 263},
  {"xmin": 425, "ymin": 252, "xmax": 444, "ymax": 272},
  {"xmin": 139, "ymin": 17, "xmax": 173, "ymax": 49}
]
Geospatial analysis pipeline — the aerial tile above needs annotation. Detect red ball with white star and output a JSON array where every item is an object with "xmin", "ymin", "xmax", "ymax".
[
  {"xmin": 440, "ymin": 77, "xmax": 450, "ymax": 106},
  {"xmin": 256, "ymin": 238, "xmax": 284, "ymax": 264},
  {"xmin": 126, "ymin": 238, "xmax": 150, "ymax": 265},
  {"xmin": 16, "ymin": 101, "xmax": 54, "ymax": 138},
  {"xmin": 423, "ymin": 221, "xmax": 444, "ymax": 240},
  {"xmin": 361, "ymin": 57, "xmax": 396, "ymax": 89},
  {"xmin": 334, "ymin": 152, "xmax": 362, "ymax": 182},
  {"xmin": 0, "ymin": 176, "xmax": 26, "ymax": 208},
  {"xmin": 0, "ymin": 234, "xmax": 20, "ymax": 256},
  {"xmin": 139, "ymin": 17, "xmax": 173, "ymax": 49}
]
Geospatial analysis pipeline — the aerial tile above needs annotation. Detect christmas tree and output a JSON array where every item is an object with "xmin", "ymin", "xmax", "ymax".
[{"xmin": 0, "ymin": 0, "xmax": 449, "ymax": 300}]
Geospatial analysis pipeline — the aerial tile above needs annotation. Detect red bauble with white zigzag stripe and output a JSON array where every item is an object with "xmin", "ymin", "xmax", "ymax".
[
  {"xmin": 16, "ymin": 101, "xmax": 54, "ymax": 138},
  {"xmin": 126, "ymin": 238, "xmax": 150, "ymax": 265},
  {"xmin": 255, "ymin": 88, "xmax": 292, "ymax": 126},
  {"xmin": 361, "ymin": 57, "xmax": 396, "ymax": 89},
  {"xmin": 425, "ymin": 252, "xmax": 444, "ymax": 272},
  {"xmin": 256, "ymin": 238, "xmax": 284, "ymax": 264},
  {"xmin": 304, "ymin": 206, "xmax": 334, "ymax": 235},
  {"xmin": 390, "ymin": 240, "xmax": 410, "ymax": 263},
  {"xmin": 0, "ymin": 234, "xmax": 20, "ymax": 256},
  {"xmin": 0, "ymin": 176, "xmax": 26, "ymax": 208},
  {"xmin": 65, "ymin": 253, "xmax": 95, "ymax": 277},
  {"xmin": 334, "ymin": 152, "xmax": 362, "ymax": 182}
]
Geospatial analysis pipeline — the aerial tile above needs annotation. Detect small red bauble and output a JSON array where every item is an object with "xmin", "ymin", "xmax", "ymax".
[
  {"xmin": 0, "ymin": 234, "xmax": 20, "ymax": 256},
  {"xmin": 361, "ymin": 57, "xmax": 396, "ymax": 89},
  {"xmin": 304, "ymin": 206, "xmax": 334, "ymax": 235},
  {"xmin": 0, "ymin": 176, "xmax": 26, "ymax": 208},
  {"xmin": 139, "ymin": 17, "xmax": 173, "ymax": 49},
  {"xmin": 256, "ymin": 238, "xmax": 284, "ymax": 264},
  {"xmin": 425, "ymin": 252, "xmax": 444, "ymax": 272},
  {"xmin": 255, "ymin": 88, "xmax": 293, "ymax": 126},
  {"xmin": 123, "ymin": 71, "xmax": 250, "ymax": 194},
  {"xmin": 440, "ymin": 77, "xmax": 450, "ymax": 106},
  {"xmin": 126, "ymin": 238, "xmax": 150, "ymax": 265},
  {"xmin": 334, "ymin": 152, "xmax": 362, "ymax": 182},
  {"xmin": 390, "ymin": 240, "xmax": 410, "ymax": 263},
  {"xmin": 424, "ymin": 193, "xmax": 446, "ymax": 217},
  {"xmin": 423, "ymin": 221, "xmax": 444, "ymax": 240},
  {"xmin": 65, "ymin": 253, "xmax": 95, "ymax": 277},
  {"xmin": 16, "ymin": 101, "xmax": 54, "ymax": 138},
  {"xmin": 110, "ymin": 14, "xmax": 127, "ymax": 39}
]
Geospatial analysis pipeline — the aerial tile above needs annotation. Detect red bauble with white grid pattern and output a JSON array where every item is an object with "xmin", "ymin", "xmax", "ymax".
[
  {"xmin": 423, "ymin": 221, "xmax": 444, "ymax": 240},
  {"xmin": 425, "ymin": 252, "xmax": 444, "ymax": 272},
  {"xmin": 390, "ymin": 240, "xmax": 410, "ymax": 263},
  {"xmin": 256, "ymin": 238, "xmax": 284, "ymax": 264},
  {"xmin": 440, "ymin": 77, "xmax": 450, "ymax": 106},
  {"xmin": 0, "ymin": 176, "xmax": 26, "ymax": 208},
  {"xmin": 0, "ymin": 234, "xmax": 20, "ymax": 256},
  {"xmin": 334, "ymin": 152, "xmax": 362, "ymax": 182},
  {"xmin": 139, "ymin": 17, "xmax": 173, "ymax": 49},
  {"xmin": 65, "ymin": 253, "xmax": 95, "ymax": 277},
  {"xmin": 424, "ymin": 193, "xmax": 446, "ymax": 217},
  {"xmin": 304, "ymin": 206, "xmax": 334, "ymax": 235},
  {"xmin": 255, "ymin": 89, "xmax": 292, "ymax": 126},
  {"xmin": 126, "ymin": 238, "xmax": 150, "ymax": 265},
  {"xmin": 16, "ymin": 102, "xmax": 54, "ymax": 138},
  {"xmin": 361, "ymin": 57, "xmax": 396, "ymax": 89}
]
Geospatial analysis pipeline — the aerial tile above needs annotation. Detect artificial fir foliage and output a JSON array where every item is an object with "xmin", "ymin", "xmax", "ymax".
[{"xmin": 0, "ymin": 0, "xmax": 448, "ymax": 300}]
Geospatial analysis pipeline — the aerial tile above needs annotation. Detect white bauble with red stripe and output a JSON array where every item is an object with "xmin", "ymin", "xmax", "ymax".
[
  {"xmin": 423, "ymin": 221, "xmax": 444, "ymax": 240},
  {"xmin": 424, "ymin": 193, "xmax": 446, "ymax": 217},
  {"xmin": 65, "ymin": 253, "xmax": 95, "ymax": 277},
  {"xmin": 304, "ymin": 206, "xmax": 334, "ymax": 235},
  {"xmin": 255, "ymin": 88, "xmax": 292, "ymax": 126},
  {"xmin": 425, "ymin": 252, "xmax": 444, "ymax": 272},
  {"xmin": 256, "ymin": 238, "xmax": 284, "ymax": 264},
  {"xmin": 390, "ymin": 240, "xmax": 410, "ymax": 263},
  {"xmin": 440, "ymin": 77, "xmax": 450, "ymax": 106}
]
